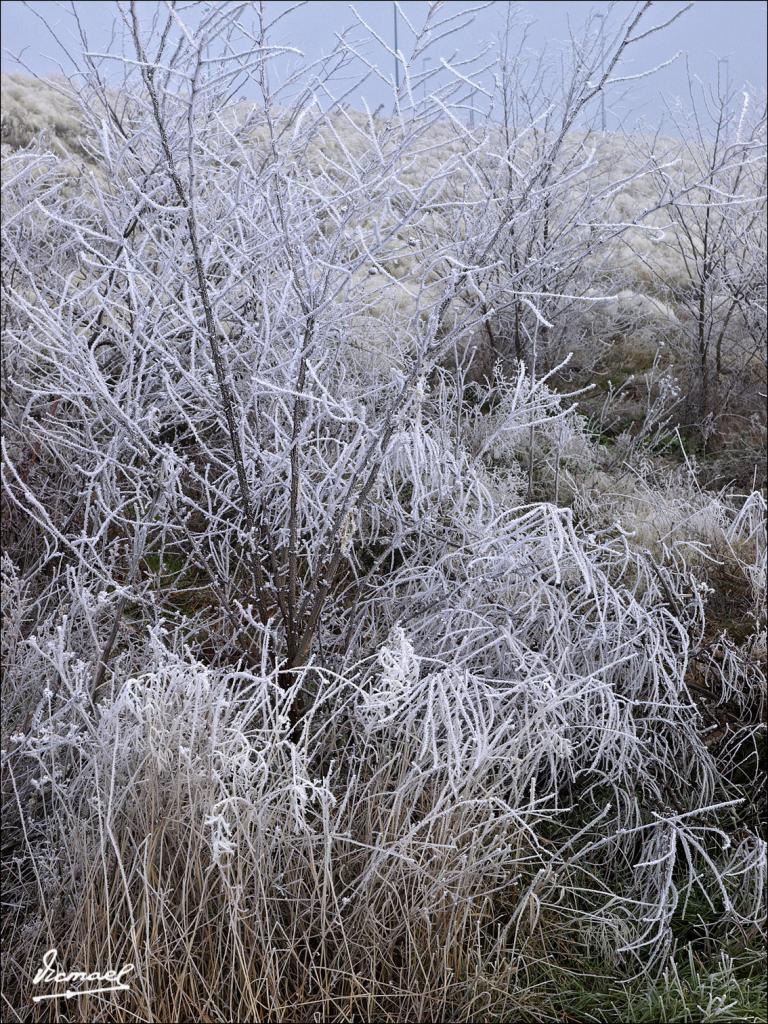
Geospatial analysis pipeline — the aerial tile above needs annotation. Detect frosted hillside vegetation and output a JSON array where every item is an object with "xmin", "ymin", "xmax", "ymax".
[{"xmin": 1, "ymin": 3, "xmax": 766, "ymax": 1022}]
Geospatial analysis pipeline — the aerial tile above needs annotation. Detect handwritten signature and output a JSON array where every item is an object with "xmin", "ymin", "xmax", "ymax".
[{"xmin": 32, "ymin": 948, "xmax": 134, "ymax": 1003}]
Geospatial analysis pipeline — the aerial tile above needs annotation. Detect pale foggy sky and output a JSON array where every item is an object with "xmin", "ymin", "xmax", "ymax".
[{"xmin": 1, "ymin": 1, "xmax": 766, "ymax": 132}]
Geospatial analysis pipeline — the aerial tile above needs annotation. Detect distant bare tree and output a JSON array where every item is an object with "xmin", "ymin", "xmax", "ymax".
[{"xmin": 641, "ymin": 65, "xmax": 767, "ymax": 435}]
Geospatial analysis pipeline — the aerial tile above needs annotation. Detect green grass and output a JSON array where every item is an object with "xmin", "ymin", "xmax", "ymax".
[{"xmin": 503, "ymin": 945, "xmax": 767, "ymax": 1023}]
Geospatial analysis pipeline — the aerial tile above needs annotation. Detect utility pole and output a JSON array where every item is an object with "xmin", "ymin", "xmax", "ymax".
[{"xmin": 393, "ymin": 2, "xmax": 400, "ymax": 91}]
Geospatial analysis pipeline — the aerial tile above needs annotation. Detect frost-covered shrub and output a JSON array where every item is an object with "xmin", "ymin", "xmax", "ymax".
[{"xmin": 1, "ymin": 4, "xmax": 766, "ymax": 1022}]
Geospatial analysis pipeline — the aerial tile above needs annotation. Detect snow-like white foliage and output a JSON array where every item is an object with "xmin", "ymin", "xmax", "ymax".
[
  {"xmin": 1, "ymin": 4, "xmax": 765, "ymax": 1021},
  {"xmin": 1, "ymin": 75, "xmax": 82, "ymax": 151}
]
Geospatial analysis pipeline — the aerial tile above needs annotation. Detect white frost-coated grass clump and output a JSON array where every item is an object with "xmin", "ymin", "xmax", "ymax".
[
  {"xmin": 575, "ymin": 472, "xmax": 767, "ymax": 726},
  {"xmin": 3, "ymin": 482, "xmax": 765, "ymax": 1021},
  {"xmin": 578, "ymin": 468, "xmax": 767, "ymax": 616},
  {"xmin": 3, "ymin": 603, "xmax": 765, "ymax": 1024}
]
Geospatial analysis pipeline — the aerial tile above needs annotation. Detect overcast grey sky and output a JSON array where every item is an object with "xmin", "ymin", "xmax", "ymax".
[{"xmin": 1, "ymin": 1, "xmax": 766, "ymax": 131}]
